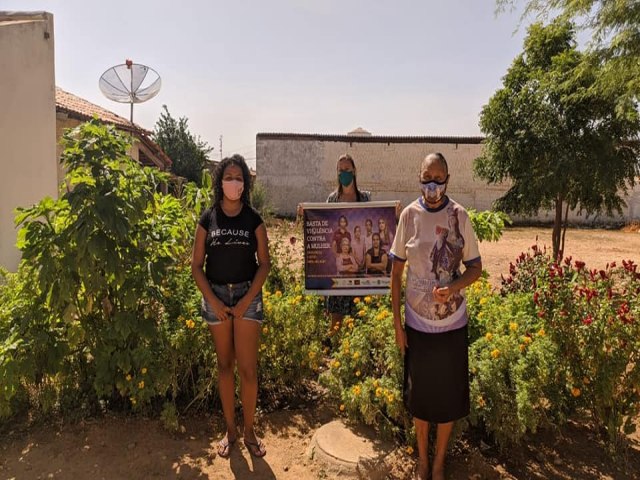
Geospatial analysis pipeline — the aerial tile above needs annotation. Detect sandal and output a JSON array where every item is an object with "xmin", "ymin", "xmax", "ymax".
[
  {"xmin": 244, "ymin": 437, "xmax": 267, "ymax": 457},
  {"xmin": 217, "ymin": 434, "xmax": 236, "ymax": 458}
]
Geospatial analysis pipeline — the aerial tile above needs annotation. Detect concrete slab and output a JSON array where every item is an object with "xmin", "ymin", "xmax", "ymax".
[{"xmin": 307, "ymin": 420, "xmax": 393, "ymax": 479}]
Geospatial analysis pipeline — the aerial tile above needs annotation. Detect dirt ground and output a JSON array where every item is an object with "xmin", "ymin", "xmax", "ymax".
[{"xmin": 1, "ymin": 227, "xmax": 639, "ymax": 480}]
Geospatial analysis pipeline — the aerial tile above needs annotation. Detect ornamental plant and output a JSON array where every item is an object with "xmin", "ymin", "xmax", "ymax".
[
  {"xmin": 503, "ymin": 248, "xmax": 640, "ymax": 450},
  {"xmin": 0, "ymin": 119, "xmax": 190, "ymax": 416},
  {"xmin": 319, "ymin": 295, "xmax": 408, "ymax": 438}
]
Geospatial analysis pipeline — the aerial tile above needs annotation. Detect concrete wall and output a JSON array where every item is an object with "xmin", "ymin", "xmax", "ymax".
[
  {"xmin": 257, "ymin": 134, "xmax": 640, "ymax": 224},
  {"xmin": 0, "ymin": 12, "xmax": 57, "ymax": 271}
]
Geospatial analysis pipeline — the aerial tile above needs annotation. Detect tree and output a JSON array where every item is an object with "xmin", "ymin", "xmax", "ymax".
[
  {"xmin": 497, "ymin": 0, "xmax": 640, "ymax": 102},
  {"xmin": 475, "ymin": 19, "xmax": 640, "ymax": 259},
  {"xmin": 153, "ymin": 106, "xmax": 212, "ymax": 185}
]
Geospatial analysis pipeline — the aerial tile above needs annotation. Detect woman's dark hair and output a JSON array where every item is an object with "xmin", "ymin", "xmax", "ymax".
[
  {"xmin": 336, "ymin": 154, "xmax": 364, "ymax": 201},
  {"xmin": 338, "ymin": 215, "xmax": 348, "ymax": 227},
  {"xmin": 371, "ymin": 232, "xmax": 381, "ymax": 251},
  {"xmin": 213, "ymin": 154, "xmax": 252, "ymax": 208}
]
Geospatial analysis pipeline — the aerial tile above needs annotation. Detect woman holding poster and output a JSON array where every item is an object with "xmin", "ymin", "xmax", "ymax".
[
  {"xmin": 325, "ymin": 154, "xmax": 371, "ymax": 330},
  {"xmin": 191, "ymin": 155, "xmax": 270, "ymax": 459},
  {"xmin": 390, "ymin": 153, "xmax": 482, "ymax": 480}
]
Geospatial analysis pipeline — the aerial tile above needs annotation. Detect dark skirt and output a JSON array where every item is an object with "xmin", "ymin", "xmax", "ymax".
[{"xmin": 404, "ymin": 324, "xmax": 470, "ymax": 423}]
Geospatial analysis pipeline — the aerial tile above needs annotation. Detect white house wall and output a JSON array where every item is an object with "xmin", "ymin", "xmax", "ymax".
[{"xmin": 0, "ymin": 12, "xmax": 57, "ymax": 271}]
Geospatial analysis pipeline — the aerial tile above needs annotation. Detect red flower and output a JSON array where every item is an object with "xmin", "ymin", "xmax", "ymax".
[
  {"xmin": 289, "ymin": 236, "xmax": 297, "ymax": 245},
  {"xmin": 574, "ymin": 260, "xmax": 585, "ymax": 270},
  {"xmin": 582, "ymin": 315, "xmax": 593, "ymax": 326}
]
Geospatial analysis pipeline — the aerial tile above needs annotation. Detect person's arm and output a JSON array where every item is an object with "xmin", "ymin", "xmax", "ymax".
[
  {"xmin": 391, "ymin": 258, "xmax": 407, "ymax": 355},
  {"xmin": 336, "ymin": 255, "xmax": 345, "ymax": 274},
  {"xmin": 432, "ymin": 260, "xmax": 482, "ymax": 304},
  {"xmin": 365, "ymin": 252, "xmax": 373, "ymax": 272},
  {"xmin": 347, "ymin": 255, "xmax": 359, "ymax": 272},
  {"xmin": 369, "ymin": 252, "xmax": 387, "ymax": 272},
  {"xmin": 191, "ymin": 225, "xmax": 231, "ymax": 322},
  {"xmin": 231, "ymin": 223, "xmax": 271, "ymax": 320}
]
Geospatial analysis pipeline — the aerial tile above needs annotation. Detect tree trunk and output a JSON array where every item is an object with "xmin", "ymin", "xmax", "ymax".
[
  {"xmin": 560, "ymin": 202, "xmax": 569, "ymax": 261},
  {"xmin": 552, "ymin": 194, "xmax": 564, "ymax": 261}
]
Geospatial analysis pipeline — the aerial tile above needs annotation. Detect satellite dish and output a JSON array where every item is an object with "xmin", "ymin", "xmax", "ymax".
[{"xmin": 99, "ymin": 59, "xmax": 161, "ymax": 124}]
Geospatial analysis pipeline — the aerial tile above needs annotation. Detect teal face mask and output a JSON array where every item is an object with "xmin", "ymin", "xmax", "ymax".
[{"xmin": 338, "ymin": 171, "xmax": 354, "ymax": 187}]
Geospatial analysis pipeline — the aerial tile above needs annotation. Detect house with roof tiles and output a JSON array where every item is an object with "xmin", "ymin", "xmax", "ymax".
[{"xmin": 55, "ymin": 86, "xmax": 172, "ymax": 186}]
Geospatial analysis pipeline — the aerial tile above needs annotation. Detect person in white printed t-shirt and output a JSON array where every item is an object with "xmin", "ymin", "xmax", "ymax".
[{"xmin": 390, "ymin": 153, "xmax": 482, "ymax": 480}]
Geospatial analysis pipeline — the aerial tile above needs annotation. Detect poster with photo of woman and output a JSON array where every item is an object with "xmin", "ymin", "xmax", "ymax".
[{"xmin": 302, "ymin": 201, "xmax": 397, "ymax": 295}]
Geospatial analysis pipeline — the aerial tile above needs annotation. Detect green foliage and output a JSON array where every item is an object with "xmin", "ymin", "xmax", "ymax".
[
  {"xmin": 467, "ymin": 280, "xmax": 566, "ymax": 448},
  {"xmin": 497, "ymin": 0, "xmax": 640, "ymax": 101},
  {"xmin": 468, "ymin": 209, "xmax": 512, "ymax": 243},
  {"xmin": 250, "ymin": 179, "xmax": 273, "ymax": 220},
  {"xmin": 259, "ymin": 224, "xmax": 326, "ymax": 401},
  {"xmin": 1, "ymin": 119, "xmax": 191, "ymax": 416},
  {"xmin": 503, "ymin": 250, "xmax": 640, "ymax": 451},
  {"xmin": 319, "ymin": 295, "xmax": 408, "ymax": 438},
  {"xmin": 475, "ymin": 19, "xmax": 640, "ymax": 258},
  {"xmin": 153, "ymin": 105, "xmax": 213, "ymax": 185}
]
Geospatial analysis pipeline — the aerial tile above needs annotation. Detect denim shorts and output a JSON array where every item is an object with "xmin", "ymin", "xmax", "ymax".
[{"xmin": 201, "ymin": 281, "xmax": 264, "ymax": 325}]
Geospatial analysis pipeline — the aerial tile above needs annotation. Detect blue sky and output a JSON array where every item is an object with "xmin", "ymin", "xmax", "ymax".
[{"xmin": 5, "ymin": 0, "xmax": 533, "ymax": 166}]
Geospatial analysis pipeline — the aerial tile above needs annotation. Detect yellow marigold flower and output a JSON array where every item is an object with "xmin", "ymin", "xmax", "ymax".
[
  {"xmin": 477, "ymin": 396, "xmax": 486, "ymax": 408},
  {"xmin": 262, "ymin": 326, "xmax": 268, "ymax": 334},
  {"xmin": 523, "ymin": 336, "xmax": 532, "ymax": 344},
  {"xmin": 355, "ymin": 370, "xmax": 361, "ymax": 377},
  {"xmin": 478, "ymin": 312, "xmax": 484, "ymax": 319},
  {"xmin": 185, "ymin": 319, "xmax": 195, "ymax": 329},
  {"xmin": 509, "ymin": 322, "xmax": 518, "ymax": 332},
  {"xmin": 485, "ymin": 332, "xmax": 493, "ymax": 341},
  {"xmin": 490, "ymin": 349, "xmax": 500, "ymax": 359},
  {"xmin": 141, "ymin": 368, "xmax": 147, "ymax": 375},
  {"xmin": 571, "ymin": 387, "xmax": 581, "ymax": 398},
  {"xmin": 332, "ymin": 360, "xmax": 341, "ymax": 368},
  {"xmin": 126, "ymin": 374, "xmax": 132, "ymax": 381},
  {"xmin": 358, "ymin": 309, "xmax": 366, "ymax": 318},
  {"xmin": 479, "ymin": 297, "xmax": 488, "ymax": 305},
  {"xmin": 130, "ymin": 397, "xmax": 137, "ymax": 405},
  {"xmin": 308, "ymin": 351, "xmax": 316, "ymax": 359},
  {"xmin": 537, "ymin": 328, "xmax": 545, "ymax": 337},
  {"xmin": 352, "ymin": 385, "xmax": 361, "ymax": 395},
  {"xmin": 364, "ymin": 296, "xmax": 372, "ymax": 304},
  {"xmin": 138, "ymin": 381, "xmax": 145, "ymax": 389},
  {"xmin": 275, "ymin": 291, "xmax": 282, "ymax": 298},
  {"xmin": 263, "ymin": 290, "xmax": 270, "ymax": 297},
  {"xmin": 339, "ymin": 404, "xmax": 345, "ymax": 412},
  {"xmin": 354, "ymin": 297, "xmax": 361, "ymax": 304},
  {"xmin": 387, "ymin": 394, "xmax": 395, "ymax": 402},
  {"xmin": 333, "ymin": 324, "xmax": 340, "ymax": 331},
  {"xmin": 348, "ymin": 321, "xmax": 354, "ymax": 329},
  {"xmin": 375, "ymin": 387, "xmax": 383, "ymax": 397},
  {"xmin": 406, "ymin": 446, "xmax": 414, "ymax": 455},
  {"xmin": 373, "ymin": 379, "xmax": 379, "ymax": 388},
  {"xmin": 519, "ymin": 344, "xmax": 526, "ymax": 352},
  {"xmin": 353, "ymin": 351, "xmax": 360, "ymax": 359}
]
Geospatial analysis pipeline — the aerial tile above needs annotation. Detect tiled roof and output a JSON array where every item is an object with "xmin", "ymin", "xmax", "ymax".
[
  {"xmin": 256, "ymin": 132, "xmax": 484, "ymax": 144},
  {"xmin": 55, "ymin": 87, "xmax": 172, "ymax": 169},
  {"xmin": 55, "ymin": 86, "xmax": 151, "ymax": 134}
]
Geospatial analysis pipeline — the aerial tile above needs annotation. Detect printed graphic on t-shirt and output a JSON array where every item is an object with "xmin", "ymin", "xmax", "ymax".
[
  {"xmin": 409, "ymin": 205, "xmax": 465, "ymax": 321},
  {"xmin": 207, "ymin": 228, "xmax": 252, "ymax": 248}
]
